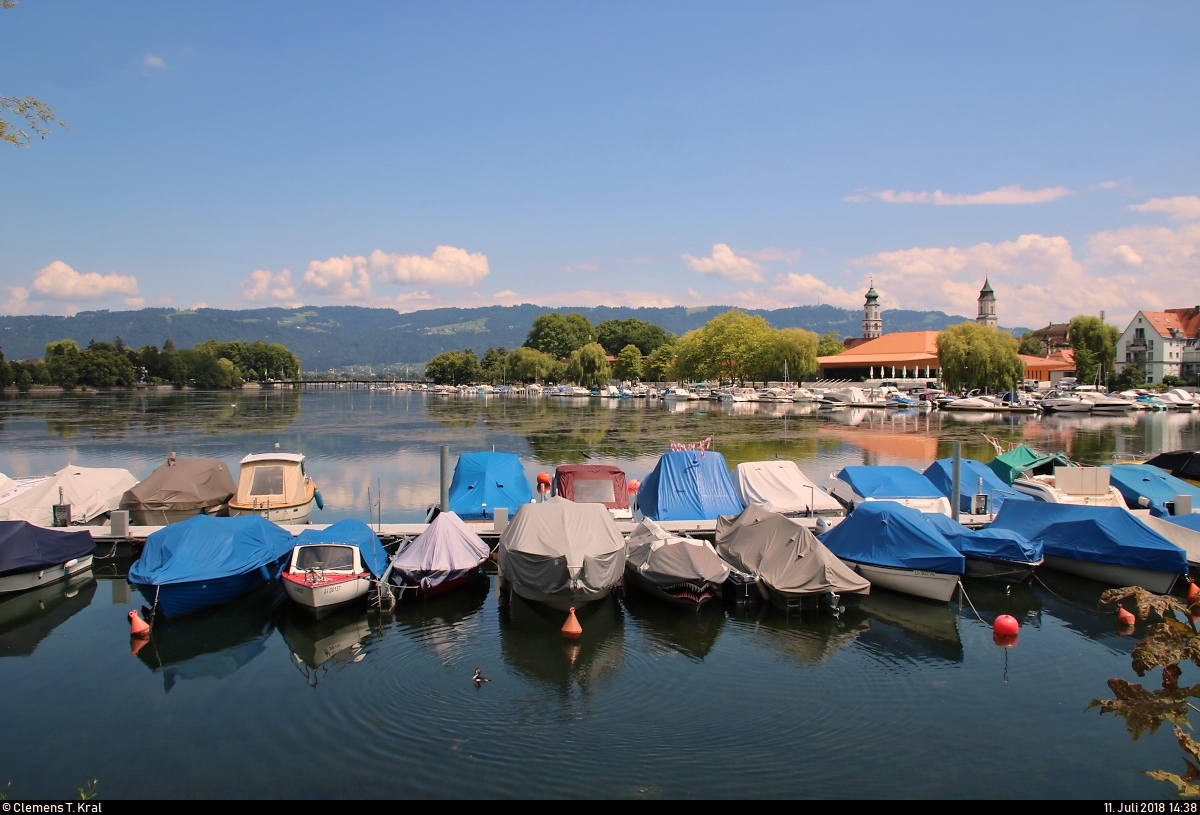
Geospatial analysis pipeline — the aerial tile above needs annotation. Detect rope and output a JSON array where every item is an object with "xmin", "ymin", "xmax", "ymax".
[
  {"xmin": 957, "ymin": 580, "xmax": 987, "ymax": 624},
  {"xmin": 1032, "ymin": 571, "xmax": 1068, "ymax": 600}
]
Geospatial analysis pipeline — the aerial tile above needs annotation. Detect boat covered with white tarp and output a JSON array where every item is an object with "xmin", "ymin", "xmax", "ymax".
[
  {"xmin": 733, "ymin": 460, "xmax": 845, "ymax": 530},
  {"xmin": 0, "ymin": 464, "xmax": 137, "ymax": 527}
]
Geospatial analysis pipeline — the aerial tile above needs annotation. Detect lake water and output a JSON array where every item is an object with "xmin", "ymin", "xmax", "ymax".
[{"xmin": 2, "ymin": 389, "xmax": 1199, "ymax": 799}]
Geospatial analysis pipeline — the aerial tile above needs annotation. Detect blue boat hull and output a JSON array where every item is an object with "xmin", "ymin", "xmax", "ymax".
[{"xmin": 135, "ymin": 562, "xmax": 283, "ymax": 619}]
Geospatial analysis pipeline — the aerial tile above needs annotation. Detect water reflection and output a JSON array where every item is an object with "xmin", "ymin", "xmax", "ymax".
[
  {"xmin": 389, "ymin": 575, "xmax": 490, "ymax": 667},
  {"xmin": 0, "ymin": 572, "xmax": 97, "ymax": 658},
  {"xmin": 732, "ymin": 603, "xmax": 871, "ymax": 665},
  {"xmin": 619, "ymin": 588, "xmax": 725, "ymax": 661},
  {"xmin": 855, "ymin": 591, "xmax": 963, "ymax": 664},
  {"xmin": 279, "ymin": 604, "xmax": 377, "ymax": 687},
  {"xmin": 133, "ymin": 584, "xmax": 284, "ymax": 692},
  {"xmin": 498, "ymin": 591, "xmax": 625, "ymax": 694}
]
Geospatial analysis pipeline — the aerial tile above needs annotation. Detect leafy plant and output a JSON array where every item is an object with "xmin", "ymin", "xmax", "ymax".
[{"xmin": 1090, "ymin": 586, "xmax": 1200, "ymax": 796}]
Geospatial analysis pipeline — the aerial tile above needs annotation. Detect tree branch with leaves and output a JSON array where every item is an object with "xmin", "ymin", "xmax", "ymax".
[{"xmin": 1, "ymin": 2, "xmax": 69, "ymax": 147}]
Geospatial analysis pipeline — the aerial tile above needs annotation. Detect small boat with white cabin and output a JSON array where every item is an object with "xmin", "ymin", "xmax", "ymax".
[
  {"xmin": 281, "ymin": 520, "xmax": 391, "ymax": 616},
  {"xmin": 228, "ymin": 452, "xmax": 322, "ymax": 524},
  {"xmin": 1009, "ymin": 466, "xmax": 1126, "ymax": 507}
]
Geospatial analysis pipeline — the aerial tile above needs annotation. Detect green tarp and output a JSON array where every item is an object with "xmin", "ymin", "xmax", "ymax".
[{"xmin": 987, "ymin": 445, "xmax": 1074, "ymax": 485}]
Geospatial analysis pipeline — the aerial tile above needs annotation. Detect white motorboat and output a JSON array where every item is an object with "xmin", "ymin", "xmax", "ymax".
[
  {"xmin": 281, "ymin": 520, "xmax": 390, "ymax": 615},
  {"xmin": 228, "ymin": 452, "xmax": 322, "ymax": 524},
  {"xmin": 1010, "ymin": 466, "xmax": 1126, "ymax": 507},
  {"xmin": 1039, "ymin": 390, "xmax": 1092, "ymax": 412},
  {"xmin": 1080, "ymin": 393, "xmax": 1136, "ymax": 412}
]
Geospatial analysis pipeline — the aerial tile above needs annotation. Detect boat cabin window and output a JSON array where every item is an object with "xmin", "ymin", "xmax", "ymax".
[
  {"xmin": 573, "ymin": 478, "xmax": 617, "ymax": 503},
  {"xmin": 294, "ymin": 545, "xmax": 355, "ymax": 571},
  {"xmin": 249, "ymin": 465, "xmax": 286, "ymax": 496}
]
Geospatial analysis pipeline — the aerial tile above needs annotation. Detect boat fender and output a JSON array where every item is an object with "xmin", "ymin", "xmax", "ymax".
[{"xmin": 314, "ymin": 490, "xmax": 324, "ymax": 510}]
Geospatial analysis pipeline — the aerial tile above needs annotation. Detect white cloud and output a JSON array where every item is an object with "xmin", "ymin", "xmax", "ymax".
[
  {"xmin": 30, "ymin": 261, "xmax": 140, "ymax": 300},
  {"xmin": 682, "ymin": 243, "xmax": 764, "ymax": 282},
  {"xmin": 1129, "ymin": 196, "xmax": 1200, "ymax": 221},
  {"xmin": 123, "ymin": 296, "xmax": 146, "ymax": 308},
  {"xmin": 3, "ymin": 286, "xmax": 30, "ymax": 314},
  {"xmin": 1088, "ymin": 222, "xmax": 1200, "ymax": 317},
  {"xmin": 241, "ymin": 268, "xmax": 301, "ymax": 306},
  {"xmin": 852, "ymin": 233, "xmax": 1125, "ymax": 328},
  {"xmin": 1106, "ymin": 244, "xmax": 1144, "ymax": 268},
  {"xmin": 844, "ymin": 184, "xmax": 1074, "ymax": 206},
  {"xmin": 302, "ymin": 256, "xmax": 373, "ymax": 301},
  {"xmin": 369, "ymin": 246, "xmax": 489, "ymax": 287},
  {"xmin": 144, "ymin": 54, "xmax": 166, "ymax": 69},
  {"xmin": 769, "ymin": 273, "xmax": 862, "ymax": 309}
]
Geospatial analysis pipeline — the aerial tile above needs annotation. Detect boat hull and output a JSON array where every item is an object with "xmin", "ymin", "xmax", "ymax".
[
  {"xmin": 0, "ymin": 555, "xmax": 94, "ymax": 595},
  {"xmin": 507, "ymin": 580, "xmax": 614, "ymax": 611},
  {"xmin": 229, "ymin": 496, "xmax": 316, "ymax": 524},
  {"xmin": 128, "ymin": 504, "xmax": 230, "ymax": 526},
  {"xmin": 845, "ymin": 561, "xmax": 961, "ymax": 603},
  {"xmin": 395, "ymin": 568, "xmax": 485, "ymax": 599},
  {"xmin": 624, "ymin": 567, "xmax": 721, "ymax": 608},
  {"xmin": 964, "ymin": 556, "xmax": 1041, "ymax": 583},
  {"xmin": 135, "ymin": 566, "xmax": 281, "ymax": 619},
  {"xmin": 282, "ymin": 571, "xmax": 372, "ymax": 614},
  {"xmin": 1042, "ymin": 554, "xmax": 1180, "ymax": 594}
]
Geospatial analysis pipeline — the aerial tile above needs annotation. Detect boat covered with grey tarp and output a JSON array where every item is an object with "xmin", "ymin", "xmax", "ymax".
[
  {"xmin": 715, "ymin": 505, "xmax": 870, "ymax": 613},
  {"xmin": 497, "ymin": 496, "xmax": 625, "ymax": 610},
  {"xmin": 120, "ymin": 456, "xmax": 237, "ymax": 525},
  {"xmin": 624, "ymin": 518, "xmax": 731, "ymax": 607}
]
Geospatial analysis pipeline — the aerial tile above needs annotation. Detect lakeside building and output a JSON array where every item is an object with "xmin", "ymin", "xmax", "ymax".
[
  {"xmin": 976, "ymin": 277, "xmax": 997, "ymax": 327},
  {"xmin": 818, "ymin": 330, "xmax": 942, "ymax": 381},
  {"xmin": 1117, "ymin": 308, "xmax": 1200, "ymax": 384},
  {"xmin": 1020, "ymin": 352, "xmax": 1075, "ymax": 385}
]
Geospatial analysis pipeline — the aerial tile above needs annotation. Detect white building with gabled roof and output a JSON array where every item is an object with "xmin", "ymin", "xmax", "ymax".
[{"xmin": 1117, "ymin": 307, "xmax": 1200, "ymax": 384}]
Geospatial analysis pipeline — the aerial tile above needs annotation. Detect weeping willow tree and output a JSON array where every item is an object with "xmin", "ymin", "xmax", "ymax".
[{"xmin": 936, "ymin": 323, "xmax": 1024, "ymax": 392}]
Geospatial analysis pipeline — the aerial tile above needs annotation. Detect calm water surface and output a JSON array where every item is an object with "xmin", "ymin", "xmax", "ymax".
[{"xmin": 2, "ymin": 390, "xmax": 1200, "ymax": 799}]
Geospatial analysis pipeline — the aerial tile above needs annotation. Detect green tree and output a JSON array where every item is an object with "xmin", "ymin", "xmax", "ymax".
[
  {"xmin": 506, "ymin": 347, "xmax": 557, "ymax": 383},
  {"xmin": 565, "ymin": 342, "xmax": 611, "ymax": 389},
  {"xmin": 480, "ymin": 346, "xmax": 509, "ymax": 384},
  {"xmin": 1069, "ymin": 315, "xmax": 1120, "ymax": 387},
  {"xmin": 524, "ymin": 312, "xmax": 593, "ymax": 360},
  {"xmin": 936, "ymin": 323, "xmax": 1025, "ymax": 393},
  {"xmin": 425, "ymin": 349, "xmax": 480, "ymax": 385},
  {"xmin": 817, "ymin": 330, "xmax": 846, "ymax": 357},
  {"xmin": 594, "ymin": 318, "xmax": 672, "ymax": 356},
  {"xmin": 767, "ymin": 328, "xmax": 819, "ymax": 382},
  {"xmin": 1112, "ymin": 363, "xmax": 1145, "ymax": 391},
  {"xmin": 613, "ymin": 344, "xmax": 643, "ymax": 382},
  {"xmin": 0, "ymin": 345, "xmax": 10, "ymax": 388},
  {"xmin": 1018, "ymin": 332, "xmax": 1045, "ymax": 356},
  {"xmin": 686, "ymin": 309, "xmax": 774, "ymax": 385},
  {"xmin": 643, "ymin": 345, "xmax": 676, "ymax": 382}
]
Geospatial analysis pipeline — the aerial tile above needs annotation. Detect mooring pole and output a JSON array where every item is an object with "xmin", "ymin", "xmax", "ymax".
[
  {"xmin": 951, "ymin": 441, "xmax": 962, "ymax": 522},
  {"xmin": 440, "ymin": 444, "xmax": 450, "ymax": 512}
]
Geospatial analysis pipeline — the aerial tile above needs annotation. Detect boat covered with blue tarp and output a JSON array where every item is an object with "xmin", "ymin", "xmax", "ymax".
[
  {"xmin": 921, "ymin": 512, "xmax": 1042, "ymax": 581},
  {"xmin": 0, "ymin": 521, "xmax": 95, "ymax": 580},
  {"xmin": 636, "ymin": 450, "xmax": 743, "ymax": 521},
  {"xmin": 447, "ymin": 452, "xmax": 533, "ymax": 521},
  {"xmin": 128, "ymin": 514, "xmax": 297, "ymax": 618},
  {"xmin": 989, "ymin": 501, "xmax": 1187, "ymax": 593},
  {"xmin": 819, "ymin": 502, "xmax": 965, "ymax": 601},
  {"xmin": 922, "ymin": 458, "xmax": 1034, "ymax": 516},
  {"xmin": 295, "ymin": 519, "xmax": 390, "ymax": 577},
  {"xmin": 1108, "ymin": 464, "xmax": 1200, "ymax": 517},
  {"xmin": 834, "ymin": 466, "xmax": 945, "ymax": 500}
]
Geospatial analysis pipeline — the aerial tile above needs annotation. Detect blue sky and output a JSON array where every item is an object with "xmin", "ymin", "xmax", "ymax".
[{"xmin": 2, "ymin": 2, "xmax": 1198, "ymax": 329}]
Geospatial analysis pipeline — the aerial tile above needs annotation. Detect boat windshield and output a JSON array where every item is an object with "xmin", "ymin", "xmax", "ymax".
[
  {"xmin": 294, "ymin": 545, "xmax": 356, "ymax": 571},
  {"xmin": 573, "ymin": 478, "xmax": 617, "ymax": 503},
  {"xmin": 249, "ymin": 465, "xmax": 286, "ymax": 496}
]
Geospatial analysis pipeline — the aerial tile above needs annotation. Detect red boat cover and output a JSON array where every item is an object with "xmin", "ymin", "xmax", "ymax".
[{"xmin": 554, "ymin": 465, "xmax": 629, "ymax": 510}]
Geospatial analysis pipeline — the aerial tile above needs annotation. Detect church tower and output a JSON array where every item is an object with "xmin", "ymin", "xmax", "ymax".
[
  {"xmin": 976, "ymin": 276, "xmax": 997, "ymax": 328},
  {"xmin": 862, "ymin": 282, "xmax": 882, "ymax": 339}
]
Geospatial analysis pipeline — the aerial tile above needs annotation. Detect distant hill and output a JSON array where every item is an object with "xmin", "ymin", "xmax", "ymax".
[{"xmin": 0, "ymin": 304, "xmax": 1013, "ymax": 370}]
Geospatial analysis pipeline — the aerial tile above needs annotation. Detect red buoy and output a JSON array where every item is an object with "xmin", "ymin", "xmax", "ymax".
[
  {"xmin": 627, "ymin": 479, "xmax": 640, "ymax": 496},
  {"xmin": 536, "ymin": 472, "xmax": 552, "ymax": 487},
  {"xmin": 993, "ymin": 615, "xmax": 1019, "ymax": 637},
  {"xmin": 562, "ymin": 607, "xmax": 582, "ymax": 640},
  {"xmin": 128, "ymin": 609, "xmax": 150, "ymax": 638},
  {"xmin": 1117, "ymin": 605, "xmax": 1135, "ymax": 627}
]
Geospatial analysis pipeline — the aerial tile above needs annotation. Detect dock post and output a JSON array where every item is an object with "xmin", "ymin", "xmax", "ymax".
[
  {"xmin": 951, "ymin": 442, "xmax": 962, "ymax": 522},
  {"xmin": 440, "ymin": 444, "xmax": 450, "ymax": 511}
]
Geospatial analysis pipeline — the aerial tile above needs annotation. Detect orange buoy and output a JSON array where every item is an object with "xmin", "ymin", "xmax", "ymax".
[
  {"xmin": 1117, "ymin": 605, "xmax": 1135, "ymax": 627},
  {"xmin": 129, "ymin": 637, "xmax": 149, "ymax": 657},
  {"xmin": 1188, "ymin": 578, "xmax": 1199, "ymax": 604},
  {"xmin": 562, "ymin": 607, "xmax": 582, "ymax": 639},
  {"xmin": 992, "ymin": 632, "xmax": 1018, "ymax": 648},
  {"xmin": 993, "ymin": 615, "xmax": 1019, "ymax": 637},
  {"xmin": 536, "ymin": 472, "xmax": 552, "ymax": 487},
  {"xmin": 128, "ymin": 609, "xmax": 150, "ymax": 638},
  {"xmin": 627, "ymin": 479, "xmax": 640, "ymax": 496}
]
